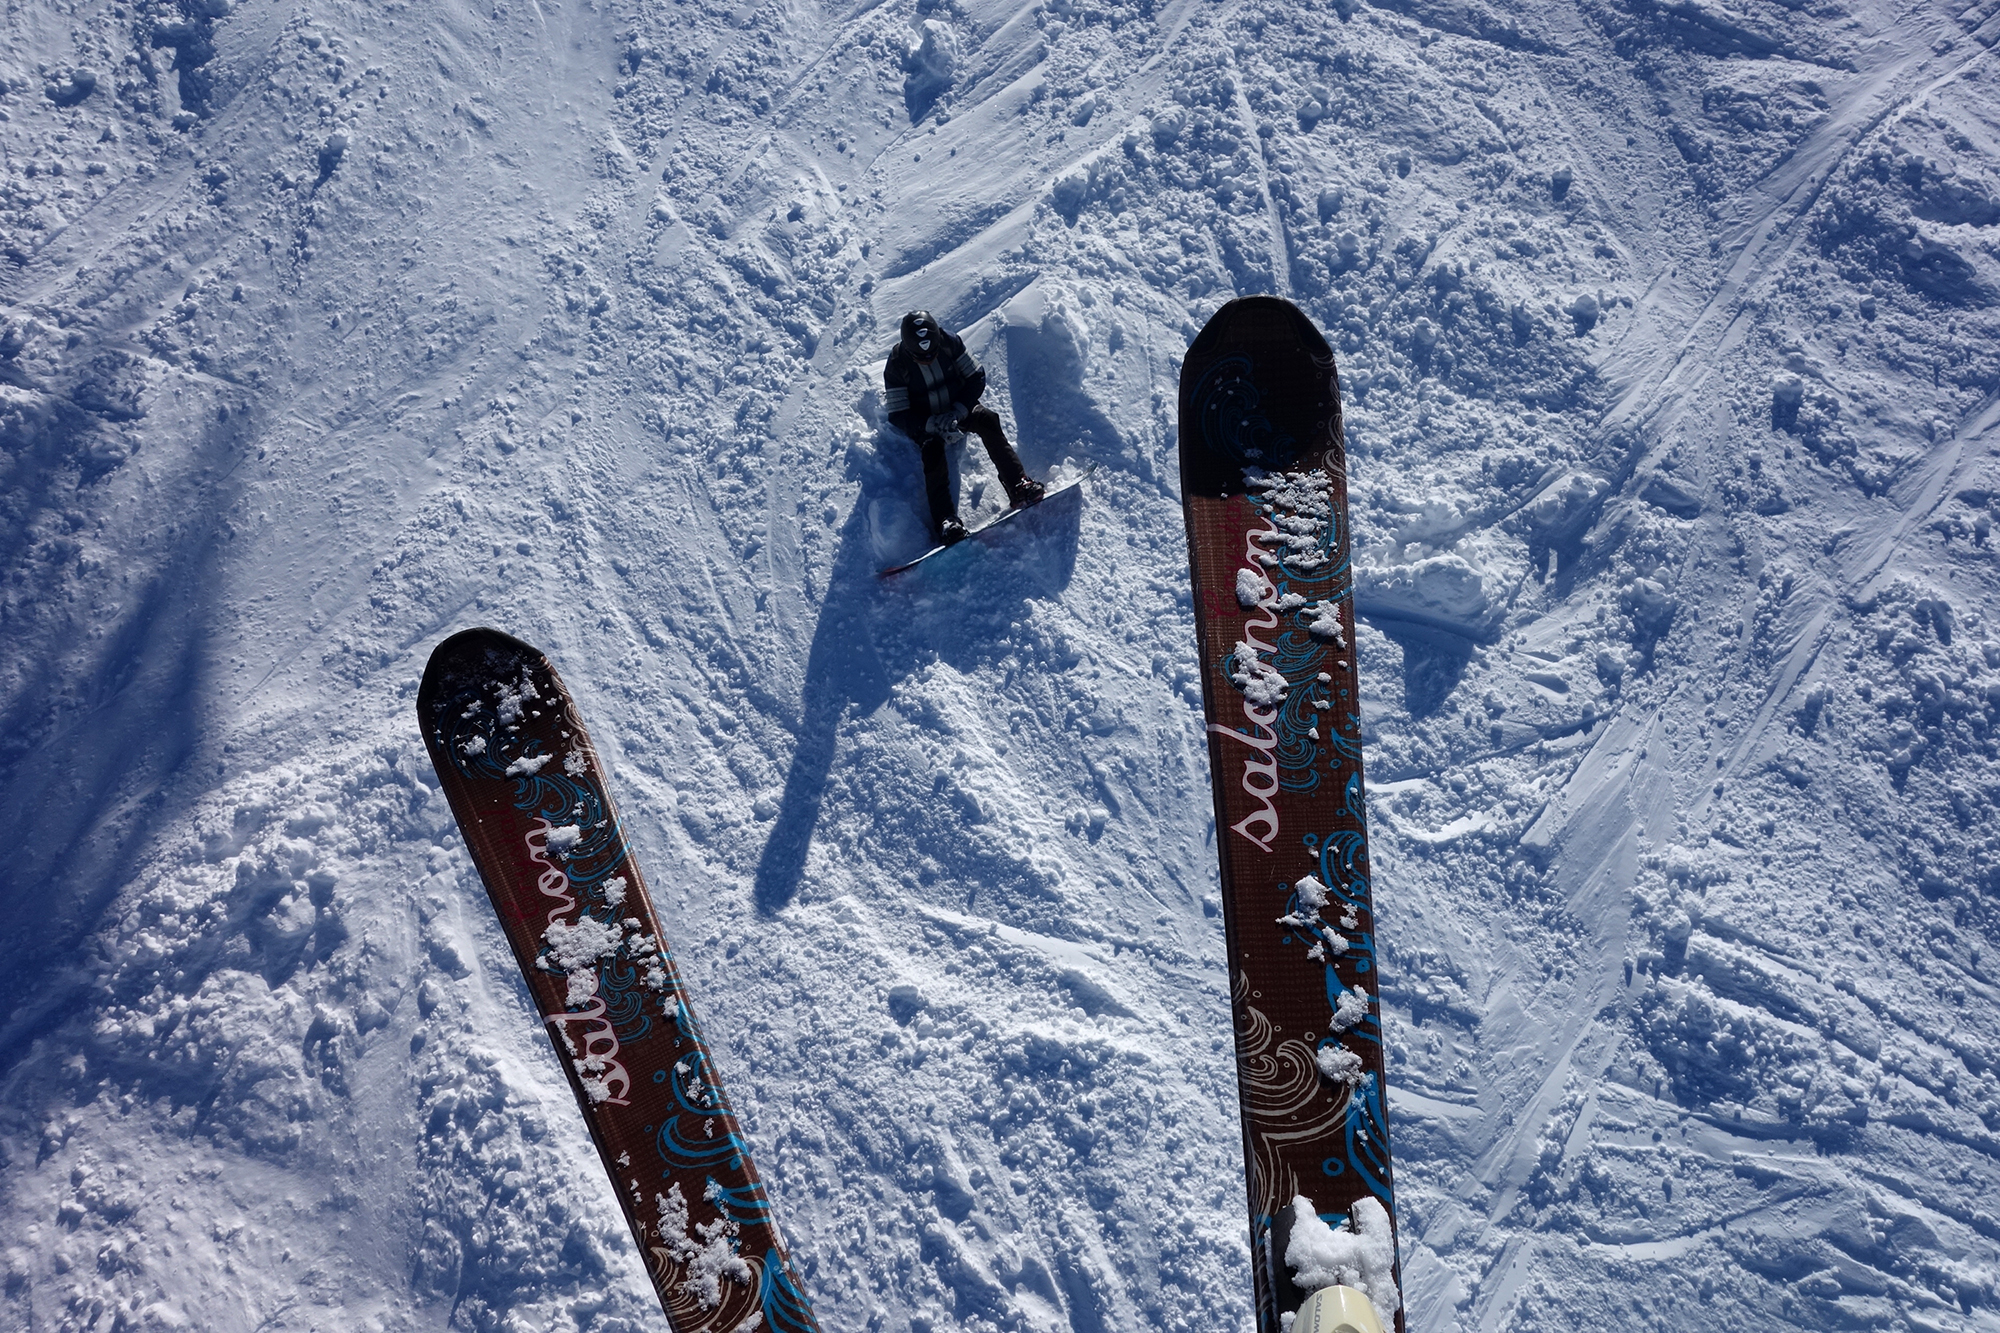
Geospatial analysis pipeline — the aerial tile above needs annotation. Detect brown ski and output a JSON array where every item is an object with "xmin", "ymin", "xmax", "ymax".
[
  {"xmin": 1178, "ymin": 297, "xmax": 1402, "ymax": 1332},
  {"xmin": 417, "ymin": 627, "xmax": 818, "ymax": 1333}
]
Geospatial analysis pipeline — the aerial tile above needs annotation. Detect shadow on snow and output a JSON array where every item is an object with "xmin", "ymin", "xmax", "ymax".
[{"xmin": 751, "ymin": 433, "xmax": 1083, "ymax": 914}]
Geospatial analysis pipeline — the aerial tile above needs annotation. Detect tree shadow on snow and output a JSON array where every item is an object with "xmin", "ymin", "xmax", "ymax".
[
  {"xmin": 751, "ymin": 431, "xmax": 1082, "ymax": 914},
  {"xmin": 0, "ymin": 409, "xmax": 238, "ymax": 1069}
]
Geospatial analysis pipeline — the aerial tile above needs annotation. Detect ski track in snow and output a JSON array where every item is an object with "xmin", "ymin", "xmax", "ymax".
[{"xmin": 1, "ymin": 0, "xmax": 1998, "ymax": 1329}]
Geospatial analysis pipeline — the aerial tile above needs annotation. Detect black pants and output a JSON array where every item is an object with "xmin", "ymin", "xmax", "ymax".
[{"xmin": 921, "ymin": 404, "xmax": 1029, "ymax": 533}]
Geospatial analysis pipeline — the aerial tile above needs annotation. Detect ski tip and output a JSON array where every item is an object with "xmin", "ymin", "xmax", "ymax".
[
  {"xmin": 1178, "ymin": 299, "xmax": 1341, "ymax": 499},
  {"xmin": 428, "ymin": 625, "xmax": 543, "ymax": 664},
  {"xmin": 1187, "ymin": 295, "xmax": 1330, "ymax": 359},
  {"xmin": 415, "ymin": 627, "xmax": 548, "ymax": 720}
]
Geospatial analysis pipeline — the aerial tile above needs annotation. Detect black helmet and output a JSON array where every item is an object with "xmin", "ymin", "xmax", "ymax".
[{"xmin": 901, "ymin": 310, "xmax": 940, "ymax": 359}]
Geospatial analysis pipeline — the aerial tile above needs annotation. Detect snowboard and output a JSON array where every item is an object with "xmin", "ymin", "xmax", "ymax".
[
  {"xmin": 877, "ymin": 466, "xmax": 1096, "ymax": 577},
  {"xmin": 417, "ymin": 628, "xmax": 819, "ymax": 1333},
  {"xmin": 1177, "ymin": 298, "xmax": 1401, "ymax": 1332}
]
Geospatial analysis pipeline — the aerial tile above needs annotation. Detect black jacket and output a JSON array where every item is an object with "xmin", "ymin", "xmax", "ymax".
[{"xmin": 883, "ymin": 328, "xmax": 987, "ymax": 440}]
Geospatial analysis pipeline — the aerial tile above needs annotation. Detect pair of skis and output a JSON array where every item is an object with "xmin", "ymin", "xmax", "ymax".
[{"xmin": 416, "ymin": 297, "xmax": 1397, "ymax": 1333}]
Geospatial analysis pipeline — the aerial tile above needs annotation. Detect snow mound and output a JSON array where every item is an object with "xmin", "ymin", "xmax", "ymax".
[{"xmin": 1356, "ymin": 553, "xmax": 1495, "ymax": 638}]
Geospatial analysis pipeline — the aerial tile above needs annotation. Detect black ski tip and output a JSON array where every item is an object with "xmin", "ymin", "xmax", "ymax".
[
  {"xmin": 1178, "ymin": 298, "xmax": 1342, "ymax": 499},
  {"xmin": 415, "ymin": 627, "xmax": 548, "ymax": 730},
  {"xmin": 1187, "ymin": 295, "xmax": 1331, "ymax": 361},
  {"xmin": 428, "ymin": 625, "xmax": 544, "ymax": 665}
]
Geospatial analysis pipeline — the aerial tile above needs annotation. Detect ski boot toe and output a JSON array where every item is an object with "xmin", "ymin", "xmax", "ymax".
[{"xmin": 939, "ymin": 516, "xmax": 969, "ymax": 545}]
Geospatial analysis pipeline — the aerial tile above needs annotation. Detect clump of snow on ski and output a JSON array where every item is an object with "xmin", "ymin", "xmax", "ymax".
[
  {"xmin": 1245, "ymin": 468, "xmax": 1335, "ymax": 572},
  {"xmin": 1228, "ymin": 642, "xmax": 1291, "ymax": 708},
  {"xmin": 656, "ymin": 1181, "xmax": 756, "ymax": 1311},
  {"xmin": 1283, "ymin": 1196, "xmax": 1399, "ymax": 1329}
]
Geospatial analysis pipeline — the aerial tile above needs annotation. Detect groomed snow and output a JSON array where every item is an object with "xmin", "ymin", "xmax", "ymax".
[{"xmin": 1, "ymin": 0, "xmax": 1998, "ymax": 1330}]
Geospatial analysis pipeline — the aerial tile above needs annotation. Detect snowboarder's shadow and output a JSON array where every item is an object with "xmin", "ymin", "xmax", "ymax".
[
  {"xmin": 750, "ymin": 429, "xmax": 1084, "ymax": 914},
  {"xmin": 1367, "ymin": 618, "xmax": 1475, "ymax": 719}
]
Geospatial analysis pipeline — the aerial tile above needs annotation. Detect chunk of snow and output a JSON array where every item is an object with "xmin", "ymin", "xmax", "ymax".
[
  {"xmin": 1230, "ymin": 642, "xmax": 1289, "ymax": 707},
  {"xmin": 1305, "ymin": 601, "xmax": 1346, "ymax": 646},
  {"xmin": 655, "ymin": 1182, "xmax": 753, "ymax": 1308},
  {"xmin": 543, "ymin": 915, "xmax": 623, "ymax": 1005},
  {"xmin": 494, "ymin": 671, "xmax": 540, "ymax": 724},
  {"xmin": 1315, "ymin": 1043, "xmax": 1364, "ymax": 1087},
  {"xmin": 1285, "ymin": 1195, "xmax": 1399, "ymax": 1321},
  {"xmin": 1357, "ymin": 554, "xmax": 1492, "ymax": 636},
  {"xmin": 1244, "ymin": 469, "xmax": 1335, "ymax": 571}
]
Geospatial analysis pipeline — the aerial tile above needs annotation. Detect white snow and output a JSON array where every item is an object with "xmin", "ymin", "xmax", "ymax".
[
  {"xmin": 1305, "ymin": 600, "xmax": 1347, "ymax": 646},
  {"xmin": 541, "ymin": 915, "xmax": 624, "ymax": 1006},
  {"xmin": 1330, "ymin": 988, "xmax": 1372, "ymax": 1036},
  {"xmin": 1286, "ymin": 1195, "xmax": 1400, "ymax": 1325},
  {"xmin": 1246, "ymin": 469, "xmax": 1336, "ymax": 570},
  {"xmin": 1238, "ymin": 567, "xmax": 1274, "ymax": 610},
  {"xmin": 1355, "ymin": 552, "xmax": 1495, "ymax": 639},
  {"xmin": 1314, "ymin": 1044, "xmax": 1365, "ymax": 1090},
  {"xmin": 1230, "ymin": 639, "xmax": 1291, "ymax": 708},
  {"xmin": 3, "ymin": 0, "xmax": 1998, "ymax": 1329},
  {"xmin": 495, "ymin": 673, "xmax": 541, "ymax": 727}
]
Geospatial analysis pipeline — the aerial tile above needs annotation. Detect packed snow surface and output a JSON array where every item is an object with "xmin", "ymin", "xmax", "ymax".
[{"xmin": 2, "ymin": 0, "xmax": 1999, "ymax": 1331}]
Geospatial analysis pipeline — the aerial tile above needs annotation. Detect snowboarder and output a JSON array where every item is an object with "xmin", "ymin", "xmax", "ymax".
[{"xmin": 883, "ymin": 310, "xmax": 1045, "ymax": 544}]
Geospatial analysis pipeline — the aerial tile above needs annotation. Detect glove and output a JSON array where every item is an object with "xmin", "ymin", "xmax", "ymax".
[{"xmin": 925, "ymin": 407, "xmax": 965, "ymax": 435}]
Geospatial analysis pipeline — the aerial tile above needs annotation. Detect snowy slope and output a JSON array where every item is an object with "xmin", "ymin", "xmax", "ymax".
[{"xmin": 2, "ymin": 0, "xmax": 1999, "ymax": 1329}]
